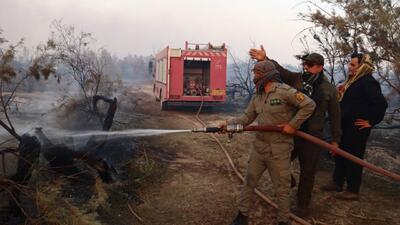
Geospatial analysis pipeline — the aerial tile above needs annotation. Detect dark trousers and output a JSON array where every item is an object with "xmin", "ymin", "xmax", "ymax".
[
  {"xmin": 291, "ymin": 137, "xmax": 321, "ymax": 209},
  {"xmin": 333, "ymin": 124, "xmax": 371, "ymax": 193}
]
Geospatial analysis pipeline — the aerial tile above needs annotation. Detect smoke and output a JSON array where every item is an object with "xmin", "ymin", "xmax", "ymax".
[{"xmin": 0, "ymin": 90, "xmax": 67, "ymax": 139}]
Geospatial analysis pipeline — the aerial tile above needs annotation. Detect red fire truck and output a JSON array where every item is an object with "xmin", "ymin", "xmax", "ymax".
[{"xmin": 152, "ymin": 41, "xmax": 227, "ymax": 109}]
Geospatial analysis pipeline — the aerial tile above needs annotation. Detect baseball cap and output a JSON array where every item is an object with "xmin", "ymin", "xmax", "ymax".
[{"xmin": 303, "ymin": 53, "xmax": 324, "ymax": 65}]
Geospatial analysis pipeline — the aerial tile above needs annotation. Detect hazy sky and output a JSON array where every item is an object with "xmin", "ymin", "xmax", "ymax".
[{"xmin": 0, "ymin": 0, "xmax": 314, "ymax": 64}]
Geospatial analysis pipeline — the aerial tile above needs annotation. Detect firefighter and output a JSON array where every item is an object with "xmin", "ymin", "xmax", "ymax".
[
  {"xmin": 223, "ymin": 60, "xmax": 316, "ymax": 225},
  {"xmin": 321, "ymin": 52, "xmax": 387, "ymax": 200},
  {"xmin": 249, "ymin": 46, "xmax": 341, "ymax": 217}
]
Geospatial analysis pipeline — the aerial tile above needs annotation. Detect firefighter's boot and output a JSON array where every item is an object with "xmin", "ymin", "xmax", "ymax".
[{"xmin": 229, "ymin": 211, "xmax": 248, "ymax": 225}]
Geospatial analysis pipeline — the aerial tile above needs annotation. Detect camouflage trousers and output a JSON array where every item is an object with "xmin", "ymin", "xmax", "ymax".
[{"xmin": 238, "ymin": 142, "xmax": 292, "ymax": 223}]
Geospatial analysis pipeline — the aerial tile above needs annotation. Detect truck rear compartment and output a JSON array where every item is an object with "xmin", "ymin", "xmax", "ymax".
[{"xmin": 183, "ymin": 60, "xmax": 210, "ymax": 96}]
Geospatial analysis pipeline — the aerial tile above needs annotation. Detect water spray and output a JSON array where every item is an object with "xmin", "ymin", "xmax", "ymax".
[{"xmin": 32, "ymin": 124, "xmax": 399, "ymax": 181}]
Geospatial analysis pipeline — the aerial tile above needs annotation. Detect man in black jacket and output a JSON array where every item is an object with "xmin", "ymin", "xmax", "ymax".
[
  {"xmin": 249, "ymin": 46, "xmax": 341, "ymax": 217},
  {"xmin": 321, "ymin": 52, "xmax": 388, "ymax": 200}
]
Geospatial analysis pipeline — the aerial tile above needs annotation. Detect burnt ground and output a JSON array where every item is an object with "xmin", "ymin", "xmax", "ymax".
[
  {"xmin": 107, "ymin": 85, "xmax": 399, "ymax": 225},
  {"xmin": 0, "ymin": 84, "xmax": 399, "ymax": 225}
]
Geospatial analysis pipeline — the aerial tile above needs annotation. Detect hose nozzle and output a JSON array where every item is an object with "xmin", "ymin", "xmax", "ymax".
[
  {"xmin": 226, "ymin": 124, "xmax": 244, "ymax": 133},
  {"xmin": 191, "ymin": 124, "xmax": 243, "ymax": 133},
  {"xmin": 191, "ymin": 127, "xmax": 222, "ymax": 133},
  {"xmin": 191, "ymin": 124, "xmax": 244, "ymax": 143}
]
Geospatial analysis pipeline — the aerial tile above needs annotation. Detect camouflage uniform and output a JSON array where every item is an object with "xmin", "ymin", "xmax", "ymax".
[{"xmin": 229, "ymin": 82, "xmax": 315, "ymax": 223}]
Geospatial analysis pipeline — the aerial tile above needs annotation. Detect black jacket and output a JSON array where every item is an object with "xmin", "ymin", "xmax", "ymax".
[
  {"xmin": 340, "ymin": 74, "xmax": 388, "ymax": 126},
  {"xmin": 270, "ymin": 59, "xmax": 341, "ymax": 142}
]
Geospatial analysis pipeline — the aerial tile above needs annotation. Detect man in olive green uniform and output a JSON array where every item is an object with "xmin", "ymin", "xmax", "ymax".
[
  {"xmin": 249, "ymin": 46, "xmax": 341, "ymax": 217},
  {"xmin": 227, "ymin": 60, "xmax": 316, "ymax": 225}
]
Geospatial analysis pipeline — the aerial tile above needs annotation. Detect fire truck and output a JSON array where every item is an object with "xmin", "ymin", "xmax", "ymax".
[{"xmin": 151, "ymin": 41, "xmax": 227, "ymax": 110}]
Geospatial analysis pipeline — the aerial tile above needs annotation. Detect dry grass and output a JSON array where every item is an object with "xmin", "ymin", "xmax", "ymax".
[{"xmin": 34, "ymin": 178, "xmax": 105, "ymax": 225}]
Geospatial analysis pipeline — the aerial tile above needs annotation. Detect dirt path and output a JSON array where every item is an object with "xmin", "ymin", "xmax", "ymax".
[{"xmin": 114, "ymin": 85, "xmax": 399, "ymax": 225}]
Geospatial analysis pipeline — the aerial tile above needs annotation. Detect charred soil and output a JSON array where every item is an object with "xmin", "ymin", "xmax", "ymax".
[
  {"xmin": 1, "ymin": 85, "xmax": 398, "ymax": 225},
  {"xmin": 106, "ymin": 85, "xmax": 399, "ymax": 225}
]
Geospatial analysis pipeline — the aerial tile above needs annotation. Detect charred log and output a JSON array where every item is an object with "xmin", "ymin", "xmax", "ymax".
[
  {"xmin": 10, "ymin": 134, "xmax": 40, "ymax": 184},
  {"xmin": 81, "ymin": 136, "xmax": 136, "ymax": 183},
  {"xmin": 43, "ymin": 144, "xmax": 80, "ymax": 175},
  {"xmin": 4, "ymin": 135, "xmax": 41, "ymax": 224},
  {"xmin": 34, "ymin": 128, "xmax": 123, "ymax": 183},
  {"xmin": 92, "ymin": 95, "xmax": 117, "ymax": 131}
]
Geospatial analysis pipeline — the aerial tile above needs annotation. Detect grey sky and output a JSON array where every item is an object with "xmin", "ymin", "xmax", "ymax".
[{"xmin": 0, "ymin": 0, "xmax": 313, "ymax": 64}]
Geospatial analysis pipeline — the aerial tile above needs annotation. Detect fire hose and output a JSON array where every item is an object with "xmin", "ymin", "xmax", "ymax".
[
  {"xmin": 192, "ymin": 124, "xmax": 400, "ymax": 182},
  {"xmin": 191, "ymin": 104, "xmax": 312, "ymax": 224},
  {"xmin": 192, "ymin": 93, "xmax": 397, "ymax": 225}
]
